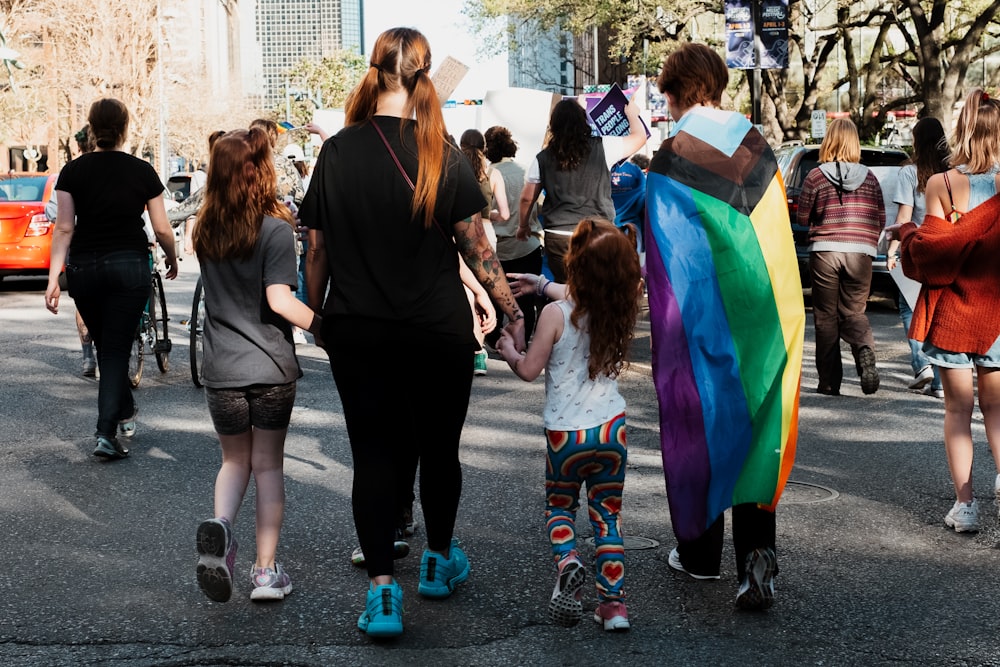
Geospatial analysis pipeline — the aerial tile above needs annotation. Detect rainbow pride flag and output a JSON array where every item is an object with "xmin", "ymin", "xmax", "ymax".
[{"xmin": 645, "ymin": 107, "xmax": 804, "ymax": 543}]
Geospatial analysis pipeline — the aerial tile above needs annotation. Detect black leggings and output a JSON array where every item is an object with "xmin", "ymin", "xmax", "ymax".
[{"xmin": 326, "ymin": 333, "xmax": 473, "ymax": 578}]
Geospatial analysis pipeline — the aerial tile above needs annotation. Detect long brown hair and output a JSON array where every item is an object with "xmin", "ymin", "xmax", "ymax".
[
  {"xmin": 908, "ymin": 116, "xmax": 949, "ymax": 193},
  {"xmin": 192, "ymin": 128, "xmax": 294, "ymax": 262},
  {"xmin": 565, "ymin": 217, "xmax": 643, "ymax": 380},
  {"xmin": 547, "ymin": 99, "xmax": 593, "ymax": 171},
  {"xmin": 344, "ymin": 27, "xmax": 448, "ymax": 229}
]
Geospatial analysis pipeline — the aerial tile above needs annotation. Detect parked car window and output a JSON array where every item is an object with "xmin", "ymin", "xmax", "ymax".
[{"xmin": 0, "ymin": 176, "xmax": 48, "ymax": 202}]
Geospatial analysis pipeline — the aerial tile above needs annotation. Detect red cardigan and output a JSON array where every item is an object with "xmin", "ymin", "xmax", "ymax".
[{"xmin": 900, "ymin": 195, "xmax": 1000, "ymax": 354}]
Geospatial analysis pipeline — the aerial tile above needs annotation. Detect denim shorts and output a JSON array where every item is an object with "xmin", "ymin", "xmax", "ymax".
[
  {"xmin": 204, "ymin": 383, "xmax": 296, "ymax": 435},
  {"xmin": 923, "ymin": 332, "xmax": 1000, "ymax": 369}
]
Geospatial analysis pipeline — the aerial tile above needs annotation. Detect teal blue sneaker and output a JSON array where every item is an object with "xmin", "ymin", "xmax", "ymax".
[
  {"xmin": 357, "ymin": 581, "xmax": 403, "ymax": 638},
  {"xmin": 418, "ymin": 538, "xmax": 470, "ymax": 599}
]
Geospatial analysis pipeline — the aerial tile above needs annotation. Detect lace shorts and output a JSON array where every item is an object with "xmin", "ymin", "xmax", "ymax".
[{"xmin": 205, "ymin": 382, "xmax": 296, "ymax": 435}]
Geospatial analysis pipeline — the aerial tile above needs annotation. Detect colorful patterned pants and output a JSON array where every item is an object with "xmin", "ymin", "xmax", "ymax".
[{"xmin": 544, "ymin": 412, "xmax": 627, "ymax": 601}]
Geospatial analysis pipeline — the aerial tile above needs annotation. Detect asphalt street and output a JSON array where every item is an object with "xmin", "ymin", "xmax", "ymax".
[{"xmin": 2, "ymin": 258, "xmax": 999, "ymax": 667}]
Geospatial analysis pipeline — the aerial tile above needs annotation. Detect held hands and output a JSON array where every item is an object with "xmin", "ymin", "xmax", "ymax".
[
  {"xmin": 497, "ymin": 329, "xmax": 518, "ymax": 362},
  {"xmin": 515, "ymin": 223, "xmax": 531, "ymax": 242},
  {"xmin": 505, "ymin": 272, "xmax": 539, "ymax": 299},
  {"xmin": 502, "ymin": 314, "xmax": 526, "ymax": 353}
]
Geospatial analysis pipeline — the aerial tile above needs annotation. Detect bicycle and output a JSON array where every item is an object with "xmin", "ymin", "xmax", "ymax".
[
  {"xmin": 127, "ymin": 250, "xmax": 171, "ymax": 388},
  {"xmin": 189, "ymin": 274, "xmax": 205, "ymax": 387}
]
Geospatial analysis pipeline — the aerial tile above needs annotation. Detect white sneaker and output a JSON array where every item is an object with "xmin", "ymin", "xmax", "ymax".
[
  {"xmin": 944, "ymin": 499, "xmax": 980, "ymax": 533},
  {"xmin": 994, "ymin": 474, "xmax": 1000, "ymax": 508},
  {"xmin": 908, "ymin": 365, "xmax": 934, "ymax": 390},
  {"xmin": 668, "ymin": 547, "xmax": 720, "ymax": 580}
]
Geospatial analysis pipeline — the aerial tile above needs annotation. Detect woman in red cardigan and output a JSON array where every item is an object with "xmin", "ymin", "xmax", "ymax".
[{"xmin": 895, "ymin": 88, "xmax": 1000, "ymax": 534}]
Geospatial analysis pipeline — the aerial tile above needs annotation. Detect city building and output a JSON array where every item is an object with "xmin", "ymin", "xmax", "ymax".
[{"xmin": 249, "ymin": 0, "xmax": 364, "ymax": 108}]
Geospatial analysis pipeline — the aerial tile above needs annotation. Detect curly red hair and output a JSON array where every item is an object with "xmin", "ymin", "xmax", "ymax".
[{"xmin": 565, "ymin": 218, "xmax": 643, "ymax": 380}]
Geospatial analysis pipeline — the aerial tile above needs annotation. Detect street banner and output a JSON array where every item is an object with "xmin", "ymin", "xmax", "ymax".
[
  {"xmin": 760, "ymin": 0, "xmax": 789, "ymax": 69},
  {"xmin": 724, "ymin": 0, "xmax": 755, "ymax": 69}
]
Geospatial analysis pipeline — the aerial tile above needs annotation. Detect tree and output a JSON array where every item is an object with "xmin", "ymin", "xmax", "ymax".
[
  {"xmin": 893, "ymin": 0, "xmax": 1000, "ymax": 130},
  {"xmin": 272, "ymin": 50, "xmax": 368, "ymax": 129},
  {"xmin": 463, "ymin": 0, "xmax": 716, "ymax": 88}
]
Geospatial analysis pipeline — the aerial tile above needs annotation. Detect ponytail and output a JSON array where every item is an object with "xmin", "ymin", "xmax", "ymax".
[
  {"xmin": 350, "ymin": 27, "xmax": 448, "ymax": 229},
  {"xmin": 950, "ymin": 88, "xmax": 1000, "ymax": 173},
  {"xmin": 409, "ymin": 70, "xmax": 447, "ymax": 229}
]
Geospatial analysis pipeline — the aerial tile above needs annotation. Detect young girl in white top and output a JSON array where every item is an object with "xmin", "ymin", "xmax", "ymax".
[{"xmin": 498, "ymin": 217, "xmax": 643, "ymax": 632}]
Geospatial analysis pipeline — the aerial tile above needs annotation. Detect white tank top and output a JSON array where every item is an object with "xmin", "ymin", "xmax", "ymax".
[{"xmin": 543, "ymin": 300, "xmax": 627, "ymax": 431}]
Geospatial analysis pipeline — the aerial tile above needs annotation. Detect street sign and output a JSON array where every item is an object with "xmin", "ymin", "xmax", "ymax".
[{"xmin": 812, "ymin": 110, "xmax": 827, "ymax": 139}]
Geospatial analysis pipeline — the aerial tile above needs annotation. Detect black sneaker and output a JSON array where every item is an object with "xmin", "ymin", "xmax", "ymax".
[
  {"xmin": 736, "ymin": 548, "xmax": 776, "ymax": 610},
  {"xmin": 858, "ymin": 346, "xmax": 879, "ymax": 395}
]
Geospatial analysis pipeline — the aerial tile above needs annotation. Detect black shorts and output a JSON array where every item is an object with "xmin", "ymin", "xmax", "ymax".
[{"xmin": 205, "ymin": 383, "xmax": 297, "ymax": 435}]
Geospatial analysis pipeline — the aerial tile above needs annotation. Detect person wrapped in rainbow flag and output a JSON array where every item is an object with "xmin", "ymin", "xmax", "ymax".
[{"xmin": 645, "ymin": 43, "xmax": 805, "ymax": 610}]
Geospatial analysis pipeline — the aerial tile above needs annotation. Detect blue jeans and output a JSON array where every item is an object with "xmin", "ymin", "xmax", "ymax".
[
  {"xmin": 65, "ymin": 250, "xmax": 150, "ymax": 439},
  {"xmin": 898, "ymin": 293, "xmax": 942, "ymax": 390}
]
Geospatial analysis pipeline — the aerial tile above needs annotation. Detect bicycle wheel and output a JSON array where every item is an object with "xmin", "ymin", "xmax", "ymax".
[
  {"xmin": 128, "ymin": 323, "xmax": 144, "ymax": 388},
  {"xmin": 151, "ymin": 272, "xmax": 171, "ymax": 373},
  {"xmin": 190, "ymin": 276, "xmax": 205, "ymax": 388}
]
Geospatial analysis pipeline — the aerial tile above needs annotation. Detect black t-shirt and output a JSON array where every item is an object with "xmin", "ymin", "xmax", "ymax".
[
  {"xmin": 55, "ymin": 151, "xmax": 165, "ymax": 254},
  {"xmin": 300, "ymin": 116, "xmax": 486, "ymax": 345}
]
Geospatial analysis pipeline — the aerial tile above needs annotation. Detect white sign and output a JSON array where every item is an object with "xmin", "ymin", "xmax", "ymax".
[{"xmin": 811, "ymin": 110, "xmax": 827, "ymax": 139}]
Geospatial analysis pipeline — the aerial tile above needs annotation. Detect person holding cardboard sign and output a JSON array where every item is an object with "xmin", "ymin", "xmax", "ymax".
[{"xmin": 518, "ymin": 97, "xmax": 645, "ymax": 283}]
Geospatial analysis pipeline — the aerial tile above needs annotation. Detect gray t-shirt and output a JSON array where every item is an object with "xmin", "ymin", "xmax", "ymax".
[
  {"xmin": 200, "ymin": 215, "xmax": 302, "ymax": 388},
  {"xmin": 891, "ymin": 164, "xmax": 926, "ymax": 225}
]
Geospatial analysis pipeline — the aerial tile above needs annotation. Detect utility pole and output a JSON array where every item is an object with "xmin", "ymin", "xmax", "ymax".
[{"xmin": 751, "ymin": 0, "xmax": 762, "ymax": 126}]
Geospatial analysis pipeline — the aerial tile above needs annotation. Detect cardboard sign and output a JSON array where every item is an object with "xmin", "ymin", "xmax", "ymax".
[
  {"xmin": 431, "ymin": 56, "xmax": 470, "ymax": 106},
  {"xmin": 587, "ymin": 83, "xmax": 650, "ymax": 138}
]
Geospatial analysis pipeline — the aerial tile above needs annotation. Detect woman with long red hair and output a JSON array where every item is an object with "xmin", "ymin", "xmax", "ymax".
[
  {"xmin": 191, "ymin": 127, "xmax": 320, "ymax": 604},
  {"xmin": 301, "ymin": 27, "xmax": 524, "ymax": 638}
]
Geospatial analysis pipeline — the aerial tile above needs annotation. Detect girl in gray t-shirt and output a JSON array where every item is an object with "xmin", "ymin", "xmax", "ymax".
[{"xmin": 190, "ymin": 128, "xmax": 321, "ymax": 604}]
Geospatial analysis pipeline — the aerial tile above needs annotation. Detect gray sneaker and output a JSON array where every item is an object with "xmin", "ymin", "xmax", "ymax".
[{"xmin": 736, "ymin": 547, "xmax": 776, "ymax": 610}]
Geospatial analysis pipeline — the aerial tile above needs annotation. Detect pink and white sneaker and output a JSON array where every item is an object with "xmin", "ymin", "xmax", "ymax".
[
  {"xmin": 593, "ymin": 600, "xmax": 630, "ymax": 631},
  {"xmin": 250, "ymin": 562, "xmax": 293, "ymax": 601}
]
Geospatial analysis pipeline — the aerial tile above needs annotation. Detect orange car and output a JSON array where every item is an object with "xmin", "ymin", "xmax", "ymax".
[{"xmin": 0, "ymin": 172, "xmax": 58, "ymax": 279}]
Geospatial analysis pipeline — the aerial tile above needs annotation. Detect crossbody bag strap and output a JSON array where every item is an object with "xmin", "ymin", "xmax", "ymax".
[{"xmin": 369, "ymin": 119, "xmax": 455, "ymax": 246}]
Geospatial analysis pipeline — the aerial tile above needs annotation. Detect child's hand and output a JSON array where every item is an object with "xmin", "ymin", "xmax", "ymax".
[
  {"xmin": 497, "ymin": 330, "xmax": 514, "ymax": 360},
  {"xmin": 505, "ymin": 272, "xmax": 538, "ymax": 298}
]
